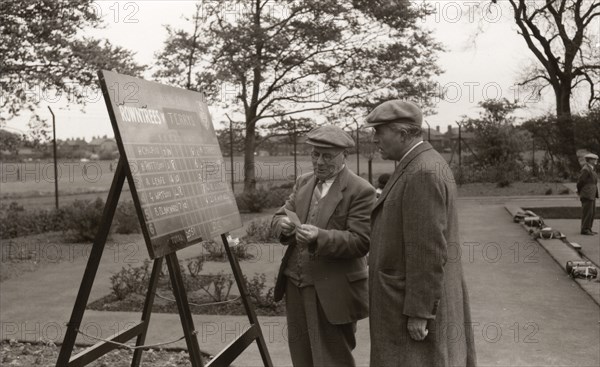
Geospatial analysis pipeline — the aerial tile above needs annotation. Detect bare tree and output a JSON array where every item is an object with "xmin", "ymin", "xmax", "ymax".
[{"xmin": 504, "ymin": 0, "xmax": 599, "ymax": 172}]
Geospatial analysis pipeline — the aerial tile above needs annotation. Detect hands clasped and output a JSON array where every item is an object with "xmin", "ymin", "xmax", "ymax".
[
  {"xmin": 280, "ymin": 218, "xmax": 318, "ymax": 246},
  {"xmin": 295, "ymin": 224, "xmax": 318, "ymax": 246}
]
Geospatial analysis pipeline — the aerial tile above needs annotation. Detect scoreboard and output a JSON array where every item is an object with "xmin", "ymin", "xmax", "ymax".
[{"xmin": 99, "ymin": 70, "xmax": 242, "ymax": 259}]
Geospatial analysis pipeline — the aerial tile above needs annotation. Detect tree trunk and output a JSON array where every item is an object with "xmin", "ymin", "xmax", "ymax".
[
  {"xmin": 243, "ymin": 122, "xmax": 257, "ymax": 193},
  {"xmin": 554, "ymin": 84, "xmax": 579, "ymax": 176}
]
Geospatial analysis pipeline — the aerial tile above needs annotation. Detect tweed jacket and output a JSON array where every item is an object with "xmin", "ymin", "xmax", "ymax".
[
  {"xmin": 369, "ymin": 142, "xmax": 476, "ymax": 367},
  {"xmin": 271, "ymin": 166, "xmax": 375, "ymax": 325},
  {"xmin": 577, "ymin": 163, "xmax": 599, "ymax": 200}
]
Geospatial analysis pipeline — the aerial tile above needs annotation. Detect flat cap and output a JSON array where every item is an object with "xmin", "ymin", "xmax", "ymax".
[
  {"xmin": 584, "ymin": 153, "xmax": 598, "ymax": 159},
  {"xmin": 364, "ymin": 100, "xmax": 422, "ymax": 128},
  {"xmin": 306, "ymin": 125, "xmax": 355, "ymax": 149}
]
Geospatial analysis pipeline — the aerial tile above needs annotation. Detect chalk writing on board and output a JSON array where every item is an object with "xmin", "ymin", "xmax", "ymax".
[{"xmin": 99, "ymin": 70, "xmax": 242, "ymax": 259}]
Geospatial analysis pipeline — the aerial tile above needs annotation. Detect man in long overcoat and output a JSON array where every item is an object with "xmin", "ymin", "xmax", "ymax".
[
  {"xmin": 576, "ymin": 153, "xmax": 599, "ymax": 235},
  {"xmin": 271, "ymin": 125, "xmax": 375, "ymax": 367},
  {"xmin": 364, "ymin": 100, "xmax": 477, "ymax": 367}
]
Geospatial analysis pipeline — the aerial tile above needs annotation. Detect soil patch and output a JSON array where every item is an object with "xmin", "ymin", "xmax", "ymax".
[
  {"xmin": 87, "ymin": 273, "xmax": 285, "ymax": 316},
  {"xmin": 0, "ymin": 340, "xmax": 210, "ymax": 366}
]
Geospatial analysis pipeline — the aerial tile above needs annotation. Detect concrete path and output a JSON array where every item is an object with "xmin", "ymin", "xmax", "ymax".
[
  {"xmin": 1, "ymin": 197, "xmax": 599, "ymax": 366},
  {"xmin": 543, "ymin": 219, "xmax": 600, "ymax": 266},
  {"xmin": 461, "ymin": 199, "xmax": 599, "ymax": 366}
]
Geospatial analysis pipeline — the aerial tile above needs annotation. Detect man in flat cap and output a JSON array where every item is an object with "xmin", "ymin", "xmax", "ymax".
[
  {"xmin": 271, "ymin": 125, "xmax": 375, "ymax": 366},
  {"xmin": 364, "ymin": 100, "xmax": 476, "ymax": 367},
  {"xmin": 577, "ymin": 153, "xmax": 599, "ymax": 235}
]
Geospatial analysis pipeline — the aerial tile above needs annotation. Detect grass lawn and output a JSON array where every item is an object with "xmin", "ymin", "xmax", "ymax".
[
  {"xmin": 0, "ymin": 232, "xmax": 88, "ymax": 282},
  {"xmin": 0, "ymin": 156, "xmax": 401, "ymax": 198},
  {"xmin": 456, "ymin": 181, "xmax": 571, "ymax": 197},
  {"xmin": 2, "ymin": 155, "xmax": 575, "ymax": 210}
]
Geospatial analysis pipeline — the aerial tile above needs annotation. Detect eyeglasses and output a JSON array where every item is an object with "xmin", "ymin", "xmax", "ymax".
[{"xmin": 310, "ymin": 151, "xmax": 343, "ymax": 163}]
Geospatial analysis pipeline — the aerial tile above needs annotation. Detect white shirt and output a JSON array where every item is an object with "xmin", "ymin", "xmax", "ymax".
[
  {"xmin": 398, "ymin": 140, "xmax": 424, "ymax": 165},
  {"xmin": 319, "ymin": 164, "xmax": 345, "ymax": 198}
]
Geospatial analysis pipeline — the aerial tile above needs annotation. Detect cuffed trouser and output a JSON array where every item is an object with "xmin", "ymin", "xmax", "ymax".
[
  {"xmin": 581, "ymin": 199, "xmax": 596, "ymax": 232},
  {"xmin": 284, "ymin": 279, "xmax": 357, "ymax": 367}
]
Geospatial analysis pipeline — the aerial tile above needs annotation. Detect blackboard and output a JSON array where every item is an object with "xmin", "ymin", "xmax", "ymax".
[{"xmin": 99, "ymin": 70, "xmax": 242, "ymax": 259}]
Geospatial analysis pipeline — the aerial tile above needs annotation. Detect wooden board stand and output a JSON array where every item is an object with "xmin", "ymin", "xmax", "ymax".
[
  {"xmin": 56, "ymin": 70, "xmax": 273, "ymax": 366},
  {"xmin": 56, "ymin": 159, "xmax": 274, "ymax": 367}
]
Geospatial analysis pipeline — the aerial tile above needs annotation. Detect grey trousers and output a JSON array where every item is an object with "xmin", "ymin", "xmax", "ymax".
[
  {"xmin": 581, "ymin": 199, "xmax": 596, "ymax": 232},
  {"xmin": 284, "ymin": 279, "xmax": 357, "ymax": 367}
]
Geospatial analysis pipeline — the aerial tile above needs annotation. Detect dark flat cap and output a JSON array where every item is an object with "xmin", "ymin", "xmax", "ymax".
[
  {"xmin": 364, "ymin": 100, "xmax": 422, "ymax": 128},
  {"xmin": 306, "ymin": 125, "xmax": 355, "ymax": 148}
]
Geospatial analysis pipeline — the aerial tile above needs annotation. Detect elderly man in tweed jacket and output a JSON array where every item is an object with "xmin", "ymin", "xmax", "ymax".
[
  {"xmin": 364, "ymin": 100, "xmax": 477, "ymax": 367},
  {"xmin": 271, "ymin": 125, "xmax": 375, "ymax": 367},
  {"xmin": 577, "ymin": 153, "xmax": 599, "ymax": 235}
]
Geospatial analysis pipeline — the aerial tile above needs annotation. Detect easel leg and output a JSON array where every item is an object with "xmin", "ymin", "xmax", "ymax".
[
  {"xmin": 165, "ymin": 252, "xmax": 204, "ymax": 367},
  {"xmin": 131, "ymin": 257, "xmax": 163, "ymax": 366},
  {"xmin": 221, "ymin": 234, "xmax": 274, "ymax": 367},
  {"xmin": 56, "ymin": 159, "xmax": 127, "ymax": 366}
]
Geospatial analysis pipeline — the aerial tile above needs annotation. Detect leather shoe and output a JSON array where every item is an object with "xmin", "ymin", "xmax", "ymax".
[{"xmin": 581, "ymin": 230, "xmax": 596, "ymax": 235}]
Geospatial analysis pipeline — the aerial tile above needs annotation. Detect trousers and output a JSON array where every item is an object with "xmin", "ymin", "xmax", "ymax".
[
  {"xmin": 581, "ymin": 199, "xmax": 597, "ymax": 232},
  {"xmin": 284, "ymin": 279, "xmax": 357, "ymax": 367}
]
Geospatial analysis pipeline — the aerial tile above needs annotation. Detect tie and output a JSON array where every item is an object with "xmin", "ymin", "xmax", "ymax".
[
  {"xmin": 313, "ymin": 180, "xmax": 323, "ymax": 202},
  {"xmin": 307, "ymin": 180, "xmax": 323, "ymax": 225}
]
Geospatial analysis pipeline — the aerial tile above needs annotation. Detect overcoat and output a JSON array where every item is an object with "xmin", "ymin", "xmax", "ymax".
[
  {"xmin": 369, "ymin": 142, "xmax": 477, "ymax": 366},
  {"xmin": 272, "ymin": 166, "xmax": 375, "ymax": 324},
  {"xmin": 576, "ymin": 163, "xmax": 599, "ymax": 200}
]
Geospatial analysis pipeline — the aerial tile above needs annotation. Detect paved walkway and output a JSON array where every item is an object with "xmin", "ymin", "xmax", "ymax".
[{"xmin": 1, "ymin": 197, "xmax": 599, "ymax": 366}]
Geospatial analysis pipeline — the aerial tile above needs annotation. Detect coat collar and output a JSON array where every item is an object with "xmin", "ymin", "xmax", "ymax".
[
  {"xmin": 373, "ymin": 141, "xmax": 434, "ymax": 211},
  {"xmin": 297, "ymin": 166, "xmax": 349, "ymax": 224}
]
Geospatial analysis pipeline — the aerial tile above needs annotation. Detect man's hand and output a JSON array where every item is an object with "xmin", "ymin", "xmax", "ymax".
[
  {"xmin": 295, "ymin": 224, "xmax": 319, "ymax": 246},
  {"xmin": 280, "ymin": 217, "xmax": 296, "ymax": 236},
  {"xmin": 407, "ymin": 317, "xmax": 428, "ymax": 341}
]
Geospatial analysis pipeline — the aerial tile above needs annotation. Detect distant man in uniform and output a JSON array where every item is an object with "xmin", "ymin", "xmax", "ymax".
[
  {"xmin": 364, "ymin": 100, "xmax": 476, "ymax": 367},
  {"xmin": 577, "ymin": 153, "xmax": 598, "ymax": 235},
  {"xmin": 271, "ymin": 125, "xmax": 375, "ymax": 367}
]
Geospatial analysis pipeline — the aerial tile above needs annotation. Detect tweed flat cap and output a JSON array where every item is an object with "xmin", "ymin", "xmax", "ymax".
[
  {"xmin": 306, "ymin": 125, "xmax": 355, "ymax": 148},
  {"xmin": 364, "ymin": 100, "xmax": 423, "ymax": 127},
  {"xmin": 584, "ymin": 153, "xmax": 598, "ymax": 159}
]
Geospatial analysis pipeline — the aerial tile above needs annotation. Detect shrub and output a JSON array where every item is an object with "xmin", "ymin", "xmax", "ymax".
[
  {"xmin": 276, "ymin": 181, "xmax": 294, "ymax": 189},
  {"xmin": 187, "ymin": 255, "xmax": 206, "ymax": 277},
  {"xmin": 545, "ymin": 188, "xmax": 553, "ymax": 195},
  {"xmin": 236, "ymin": 187, "xmax": 270, "ymax": 212},
  {"xmin": 114, "ymin": 200, "xmax": 141, "ymax": 234},
  {"xmin": 496, "ymin": 179, "xmax": 511, "ymax": 188},
  {"xmin": 243, "ymin": 273, "xmax": 281, "ymax": 311},
  {"xmin": 264, "ymin": 187, "xmax": 291, "ymax": 208},
  {"xmin": 0, "ymin": 202, "xmax": 65, "ymax": 239},
  {"xmin": 197, "ymin": 271, "xmax": 234, "ymax": 302},
  {"xmin": 243, "ymin": 218, "xmax": 276, "ymax": 243},
  {"xmin": 231, "ymin": 241, "xmax": 255, "ymax": 261},
  {"xmin": 202, "ymin": 240, "xmax": 226, "ymax": 261},
  {"xmin": 110, "ymin": 260, "xmax": 151, "ymax": 300},
  {"xmin": 62, "ymin": 198, "xmax": 106, "ymax": 242},
  {"xmin": 202, "ymin": 240, "xmax": 254, "ymax": 261}
]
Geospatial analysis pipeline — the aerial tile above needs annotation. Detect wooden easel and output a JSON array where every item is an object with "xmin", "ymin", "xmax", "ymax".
[{"xmin": 56, "ymin": 159, "xmax": 273, "ymax": 367}]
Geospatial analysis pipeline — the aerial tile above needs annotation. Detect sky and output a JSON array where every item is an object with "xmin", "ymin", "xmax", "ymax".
[{"xmin": 4, "ymin": 0, "xmax": 597, "ymax": 141}]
